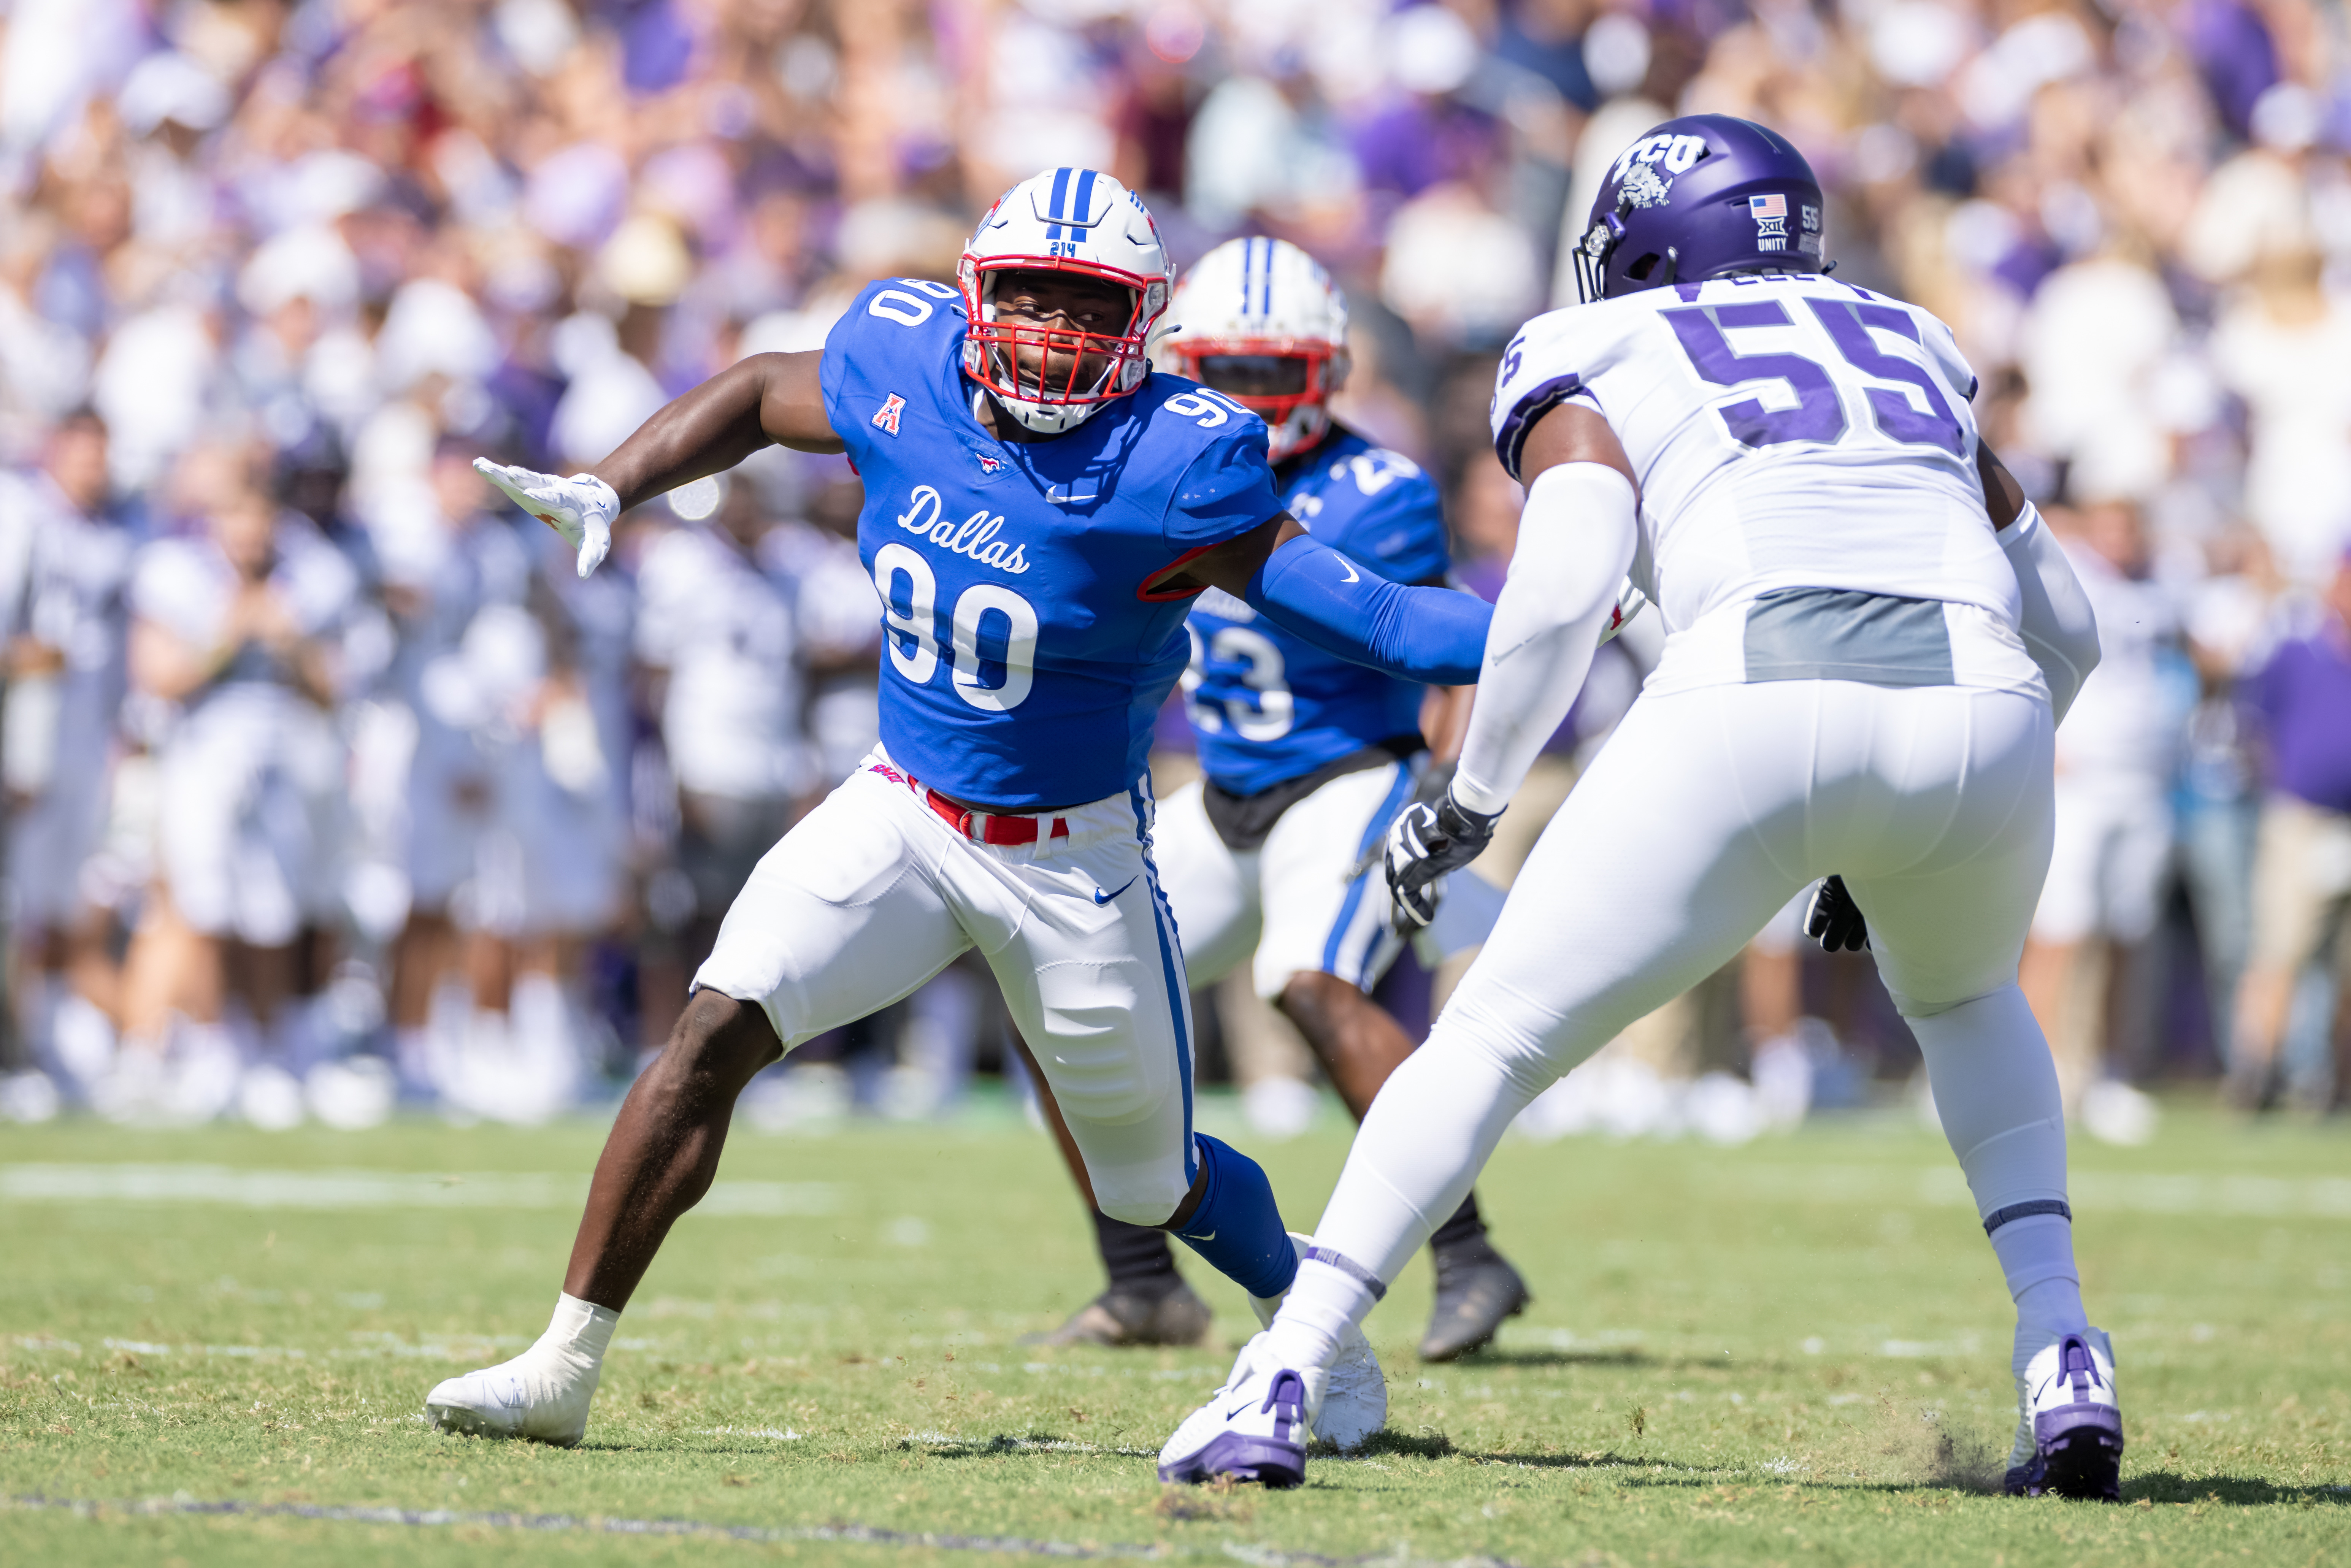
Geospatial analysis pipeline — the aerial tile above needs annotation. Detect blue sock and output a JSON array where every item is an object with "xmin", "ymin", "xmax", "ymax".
[{"xmin": 1169, "ymin": 1134, "xmax": 1297, "ymax": 1299}]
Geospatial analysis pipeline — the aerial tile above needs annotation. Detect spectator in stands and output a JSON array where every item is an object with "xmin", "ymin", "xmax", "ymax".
[
  {"xmin": 2229, "ymin": 547, "xmax": 2351, "ymax": 1113},
  {"xmin": 0, "ymin": 409, "xmax": 134, "ymax": 1099},
  {"xmin": 2022, "ymin": 499, "xmax": 2187, "ymax": 1143},
  {"xmin": 115, "ymin": 481, "xmax": 356, "ymax": 1124}
]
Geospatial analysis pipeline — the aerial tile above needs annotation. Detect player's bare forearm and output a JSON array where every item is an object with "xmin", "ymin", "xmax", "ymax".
[
  {"xmin": 1976, "ymin": 439, "xmax": 2025, "ymax": 529},
  {"xmin": 586, "ymin": 351, "xmax": 844, "ymax": 511},
  {"xmin": 1422, "ymin": 682, "xmax": 1475, "ymax": 763}
]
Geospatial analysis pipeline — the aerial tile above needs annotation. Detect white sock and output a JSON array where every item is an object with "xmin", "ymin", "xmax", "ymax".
[
  {"xmin": 531, "ymin": 1291, "xmax": 619, "ymax": 1381},
  {"xmin": 1264, "ymin": 1259, "xmax": 1374, "ymax": 1373}
]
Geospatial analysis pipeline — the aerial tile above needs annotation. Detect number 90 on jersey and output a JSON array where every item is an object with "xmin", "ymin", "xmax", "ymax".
[{"xmin": 873, "ymin": 542, "xmax": 1040, "ymax": 712}]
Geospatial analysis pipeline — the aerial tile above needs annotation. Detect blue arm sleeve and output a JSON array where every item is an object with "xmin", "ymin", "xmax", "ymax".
[{"xmin": 1243, "ymin": 533, "xmax": 1491, "ymax": 685}]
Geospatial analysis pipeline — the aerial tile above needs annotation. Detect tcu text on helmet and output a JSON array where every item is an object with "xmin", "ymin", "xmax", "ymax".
[{"xmin": 1612, "ymin": 132, "xmax": 1708, "ymax": 184}]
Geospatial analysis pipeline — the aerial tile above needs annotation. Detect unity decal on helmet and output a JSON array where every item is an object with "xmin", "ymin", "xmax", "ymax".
[{"xmin": 1750, "ymin": 194, "xmax": 1789, "ymax": 250}]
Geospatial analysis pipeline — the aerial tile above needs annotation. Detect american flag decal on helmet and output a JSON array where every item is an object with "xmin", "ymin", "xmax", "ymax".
[{"xmin": 873, "ymin": 394, "xmax": 906, "ymax": 435}]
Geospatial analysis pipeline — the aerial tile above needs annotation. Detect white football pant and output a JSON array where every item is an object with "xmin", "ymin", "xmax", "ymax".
[
  {"xmin": 1310, "ymin": 679, "xmax": 2071, "ymax": 1281},
  {"xmin": 1152, "ymin": 762, "xmax": 1507, "ymax": 1001},
  {"xmin": 695, "ymin": 746, "xmax": 1202, "ymax": 1227}
]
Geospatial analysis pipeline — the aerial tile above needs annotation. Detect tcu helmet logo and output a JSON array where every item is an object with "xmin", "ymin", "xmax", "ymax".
[
  {"xmin": 1612, "ymin": 131, "xmax": 1707, "ymax": 207},
  {"xmin": 873, "ymin": 393, "xmax": 907, "ymax": 435}
]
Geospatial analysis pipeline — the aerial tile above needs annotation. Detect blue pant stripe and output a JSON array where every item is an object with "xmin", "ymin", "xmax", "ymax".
[
  {"xmin": 1320, "ymin": 764, "xmax": 1417, "ymax": 978},
  {"xmin": 1129, "ymin": 780, "xmax": 1197, "ymax": 1184}
]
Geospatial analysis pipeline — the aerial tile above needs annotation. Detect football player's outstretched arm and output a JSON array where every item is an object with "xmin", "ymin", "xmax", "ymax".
[
  {"xmin": 1164, "ymin": 516, "xmax": 1493, "ymax": 686},
  {"xmin": 1445, "ymin": 401, "xmax": 1639, "ymax": 815},
  {"xmin": 1979, "ymin": 438, "xmax": 2100, "ymax": 724},
  {"xmin": 478, "ymin": 352, "xmax": 843, "ymax": 578},
  {"xmin": 589, "ymin": 351, "xmax": 845, "ymax": 509}
]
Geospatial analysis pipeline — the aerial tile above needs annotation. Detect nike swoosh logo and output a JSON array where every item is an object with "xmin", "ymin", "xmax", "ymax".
[
  {"xmin": 1225, "ymin": 1400, "xmax": 1253, "ymax": 1420},
  {"xmin": 1339, "ymin": 559, "xmax": 1360, "ymax": 583},
  {"xmin": 1092, "ymin": 878, "xmax": 1137, "ymax": 905},
  {"xmin": 1190, "ymin": 1230, "xmax": 1215, "ymax": 1241}
]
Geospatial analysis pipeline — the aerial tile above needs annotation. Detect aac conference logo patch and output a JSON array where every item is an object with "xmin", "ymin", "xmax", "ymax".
[{"xmin": 873, "ymin": 393, "xmax": 906, "ymax": 436}]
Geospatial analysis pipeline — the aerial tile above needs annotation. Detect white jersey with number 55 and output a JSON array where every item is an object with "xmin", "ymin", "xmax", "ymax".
[{"xmin": 1490, "ymin": 272, "xmax": 2042, "ymax": 701}]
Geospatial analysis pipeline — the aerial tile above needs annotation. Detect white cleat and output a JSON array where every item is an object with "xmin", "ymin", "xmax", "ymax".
[
  {"xmin": 2005, "ymin": 1328, "xmax": 2123, "ymax": 1500},
  {"xmin": 473, "ymin": 458, "xmax": 617, "ymax": 578},
  {"xmin": 1315, "ymin": 1321, "xmax": 1387, "ymax": 1452},
  {"xmin": 1157, "ymin": 1332, "xmax": 1315, "ymax": 1487},
  {"xmin": 1252, "ymin": 1233, "xmax": 1387, "ymax": 1451},
  {"xmin": 425, "ymin": 1349, "xmax": 599, "ymax": 1447}
]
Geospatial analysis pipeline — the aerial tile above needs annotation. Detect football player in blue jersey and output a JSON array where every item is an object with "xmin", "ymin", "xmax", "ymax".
[
  {"xmin": 423, "ymin": 168, "xmax": 1491, "ymax": 1453},
  {"xmin": 1034, "ymin": 237, "xmax": 1532, "ymax": 1364}
]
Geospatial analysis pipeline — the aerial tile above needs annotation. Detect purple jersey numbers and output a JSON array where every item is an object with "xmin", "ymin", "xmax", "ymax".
[
  {"xmin": 1664, "ymin": 292, "xmax": 1966, "ymax": 457},
  {"xmin": 1664, "ymin": 300, "xmax": 1845, "ymax": 447},
  {"xmin": 1805, "ymin": 298, "xmax": 1965, "ymax": 455}
]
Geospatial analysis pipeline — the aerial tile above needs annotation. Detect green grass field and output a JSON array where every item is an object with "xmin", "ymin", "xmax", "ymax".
[{"xmin": 2, "ymin": 1095, "xmax": 2345, "ymax": 1565}]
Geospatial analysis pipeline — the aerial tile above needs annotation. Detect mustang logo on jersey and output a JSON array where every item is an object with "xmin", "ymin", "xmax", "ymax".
[
  {"xmin": 873, "ymin": 394, "xmax": 907, "ymax": 435},
  {"xmin": 895, "ymin": 484, "xmax": 1031, "ymax": 574}
]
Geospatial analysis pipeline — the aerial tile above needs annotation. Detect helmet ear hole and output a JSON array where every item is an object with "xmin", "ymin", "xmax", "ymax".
[{"xmin": 1626, "ymin": 252, "xmax": 1664, "ymax": 282}]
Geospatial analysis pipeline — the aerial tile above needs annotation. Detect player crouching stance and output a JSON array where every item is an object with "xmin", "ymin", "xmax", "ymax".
[
  {"xmin": 424, "ymin": 170, "xmax": 1491, "ymax": 1453},
  {"xmin": 1161, "ymin": 117, "xmax": 2124, "ymax": 1500},
  {"xmin": 1039, "ymin": 236, "xmax": 1532, "ymax": 1362}
]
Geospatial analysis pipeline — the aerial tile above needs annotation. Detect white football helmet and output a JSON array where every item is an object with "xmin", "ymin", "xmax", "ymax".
[
  {"xmin": 959, "ymin": 167, "xmax": 1173, "ymax": 436},
  {"xmin": 1160, "ymin": 237, "xmax": 1351, "ymax": 463}
]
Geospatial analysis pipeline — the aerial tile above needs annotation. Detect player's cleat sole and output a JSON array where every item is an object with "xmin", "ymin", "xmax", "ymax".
[
  {"xmin": 2004, "ymin": 1330, "xmax": 2122, "ymax": 1500},
  {"xmin": 1027, "ymin": 1278, "xmax": 1213, "ymax": 1348},
  {"xmin": 1158, "ymin": 1358, "xmax": 1310, "ymax": 1488},
  {"xmin": 1418, "ymin": 1245, "xmax": 1530, "ymax": 1362}
]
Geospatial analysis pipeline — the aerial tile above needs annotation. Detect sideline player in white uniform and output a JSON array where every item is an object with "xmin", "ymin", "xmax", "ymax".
[
  {"xmin": 424, "ymin": 169, "xmax": 1494, "ymax": 1450},
  {"xmin": 1160, "ymin": 117, "xmax": 2125, "ymax": 1503},
  {"xmin": 1037, "ymin": 237, "xmax": 1531, "ymax": 1361}
]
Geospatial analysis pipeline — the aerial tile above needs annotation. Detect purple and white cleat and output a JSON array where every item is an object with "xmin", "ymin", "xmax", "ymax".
[
  {"xmin": 1157, "ymin": 1333, "xmax": 1317, "ymax": 1487},
  {"xmin": 2005, "ymin": 1329, "xmax": 2123, "ymax": 1501}
]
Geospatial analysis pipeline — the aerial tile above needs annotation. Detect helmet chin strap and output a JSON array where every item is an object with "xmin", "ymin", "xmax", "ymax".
[{"xmin": 1658, "ymin": 246, "xmax": 1680, "ymax": 288}]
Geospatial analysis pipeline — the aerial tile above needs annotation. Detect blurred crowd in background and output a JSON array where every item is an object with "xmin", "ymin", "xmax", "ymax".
[{"xmin": 0, "ymin": 0, "xmax": 2345, "ymax": 1138}]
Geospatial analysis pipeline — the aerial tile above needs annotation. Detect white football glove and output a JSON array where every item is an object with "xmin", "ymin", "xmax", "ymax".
[
  {"xmin": 474, "ymin": 459, "xmax": 618, "ymax": 579},
  {"xmin": 1383, "ymin": 791, "xmax": 1501, "ymax": 930}
]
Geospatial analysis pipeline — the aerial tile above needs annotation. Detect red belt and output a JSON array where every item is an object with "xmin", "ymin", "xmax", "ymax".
[{"xmin": 907, "ymin": 774, "xmax": 1070, "ymax": 847}]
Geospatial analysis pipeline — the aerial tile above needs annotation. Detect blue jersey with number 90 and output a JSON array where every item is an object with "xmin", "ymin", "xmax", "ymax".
[
  {"xmin": 1183, "ymin": 427, "xmax": 1451, "ymax": 796},
  {"xmin": 822, "ymin": 278, "xmax": 1282, "ymax": 809}
]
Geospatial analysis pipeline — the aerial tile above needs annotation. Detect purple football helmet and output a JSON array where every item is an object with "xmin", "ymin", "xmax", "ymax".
[{"xmin": 1572, "ymin": 116, "xmax": 1826, "ymax": 303}]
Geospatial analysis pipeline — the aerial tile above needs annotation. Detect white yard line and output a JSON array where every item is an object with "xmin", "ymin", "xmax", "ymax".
[
  {"xmin": 1, "ymin": 1492, "xmax": 1524, "ymax": 1566},
  {"xmin": 0, "ymin": 1162, "xmax": 838, "ymax": 1216}
]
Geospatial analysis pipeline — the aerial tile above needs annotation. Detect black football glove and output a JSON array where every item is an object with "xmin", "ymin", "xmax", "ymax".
[
  {"xmin": 1385, "ymin": 790, "xmax": 1501, "ymax": 929},
  {"xmin": 1804, "ymin": 874, "xmax": 1869, "ymax": 953}
]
